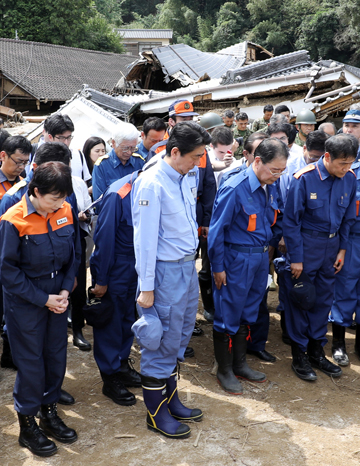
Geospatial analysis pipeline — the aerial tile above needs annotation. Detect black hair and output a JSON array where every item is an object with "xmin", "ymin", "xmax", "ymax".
[
  {"xmin": 254, "ymin": 137, "xmax": 289, "ymax": 163},
  {"xmin": 34, "ymin": 142, "xmax": 71, "ymax": 166},
  {"xmin": 143, "ymin": 117, "xmax": 167, "ymax": 136},
  {"xmin": 325, "ymin": 134, "xmax": 359, "ymax": 160},
  {"xmin": 210, "ymin": 126, "xmax": 233, "ymax": 147},
  {"xmin": 82, "ymin": 136, "xmax": 106, "ymax": 174},
  {"xmin": 166, "ymin": 121, "xmax": 211, "ymax": 156},
  {"xmin": 275, "ymin": 105, "xmax": 290, "ymax": 114},
  {"xmin": 0, "ymin": 118, "xmax": 3, "ymax": 125},
  {"xmin": 243, "ymin": 132, "xmax": 269, "ymax": 153},
  {"xmin": 264, "ymin": 104, "xmax": 274, "ymax": 113},
  {"xmin": 2, "ymin": 135, "xmax": 32, "ymax": 156},
  {"xmin": 223, "ymin": 110, "xmax": 235, "ymax": 119},
  {"xmin": 267, "ymin": 122, "xmax": 292, "ymax": 139},
  {"xmin": 43, "ymin": 113, "xmax": 74, "ymax": 137},
  {"xmin": 235, "ymin": 112, "xmax": 248, "ymax": 121},
  {"xmin": 305, "ymin": 130, "xmax": 329, "ymax": 153},
  {"xmin": 0, "ymin": 129, "xmax": 10, "ymax": 151},
  {"xmin": 28, "ymin": 161, "xmax": 73, "ymax": 197},
  {"xmin": 288, "ymin": 125, "xmax": 298, "ymax": 145}
]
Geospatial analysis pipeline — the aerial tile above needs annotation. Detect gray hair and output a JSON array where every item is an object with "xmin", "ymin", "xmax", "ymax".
[
  {"xmin": 112, "ymin": 122, "xmax": 140, "ymax": 147},
  {"xmin": 269, "ymin": 114, "xmax": 287, "ymax": 124},
  {"xmin": 318, "ymin": 122, "xmax": 337, "ymax": 135}
]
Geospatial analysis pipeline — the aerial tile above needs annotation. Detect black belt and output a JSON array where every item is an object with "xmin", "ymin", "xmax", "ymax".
[
  {"xmin": 225, "ymin": 242, "xmax": 269, "ymax": 253},
  {"xmin": 33, "ymin": 270, "xmax": 60, "ymax": 280},
  {"xmin": 301, "ymin": 228, "xmax": 337, "ymax": 239}
]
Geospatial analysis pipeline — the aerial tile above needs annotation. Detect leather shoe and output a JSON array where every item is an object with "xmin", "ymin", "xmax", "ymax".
[
  {"xmin": 101, "ymin": 372, "xmax": 136, "ymax": 406},
  {"xmin": 247, "ymin": 349, "xmax": 276, "ymax": 362},
  {"xmin": 118, "ymin": 359, "xmax": 141, "ymax": 387},
  {"xmin": 58, "ymin": 389, "xmax": 75, "ymax": 406},
  {"xmin": 184, "ymin": 347, "xmax": 195, "ymax": 358},
  {"xmin": 309, "ymin": 354, "xmax": 342, "ymax": 377},
  {"xmin": 73, "ymin": 329, "xmax": 91, "ymax": 351},
  {"xmin": 192, "ymin": 326, "xmax": 204, "ymax": 337},
  {"xmin": 39, "ymin": 403, "xmax": 77, "ymax": 444}
]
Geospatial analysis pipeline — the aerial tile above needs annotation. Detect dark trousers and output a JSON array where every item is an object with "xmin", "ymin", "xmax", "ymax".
[
  {"xmin": 247, "ymin": 291, "xmax": 269, "ymax": 352},
  {"xmin": 70, "ymin": 235, "xmax": 87, "ymax": 330}
]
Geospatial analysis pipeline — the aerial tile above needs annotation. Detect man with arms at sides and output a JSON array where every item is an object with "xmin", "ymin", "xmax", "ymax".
[
  {"xmin": 208, "ymin": 138, "xmax": 288, "ymax": 394},
  {"xmin": 132, "ymin": 122, "xmax": 210, "ymax": 439},
  {"xmin": 282, "ymin": 134, "xmax": 357, "ymax": 381}
]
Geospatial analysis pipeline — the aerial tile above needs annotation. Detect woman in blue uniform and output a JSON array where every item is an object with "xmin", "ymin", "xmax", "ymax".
[{"xmin": 0, "ymin": 162, "xmax": 80, "ymax": 457}]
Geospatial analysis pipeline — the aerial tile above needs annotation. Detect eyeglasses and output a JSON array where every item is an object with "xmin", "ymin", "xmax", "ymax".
[
  {"xmin": 263, "ymin": 163, "xmax": 288, "ymax": 177},
  {"xmin": 54, "ymin": 135, "xmax": 74, "ymax": 142},
  {"xmin": 8, "ymin": 154, "xmax": 30, "ymax": 167},
  {"xmin": 119, "ymin": 146, "xmax": 137, "ymax": 153}
]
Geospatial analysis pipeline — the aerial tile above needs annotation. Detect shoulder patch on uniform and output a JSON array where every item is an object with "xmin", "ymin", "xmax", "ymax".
[
  {"xmin": 294, "ymin": 164, "xmax": 315, "ymax": 179},
  {"xmin": 349, "ymin": 168, "xmax": 356, "ymax": 177},
  {"xmin": 94, "ymin": 154, "xmax": 110, "ymax": 166},
  {"xmin": 132, "ymin": 152, "xmax": 145, "ymax": 162},
  {"xmin": 117, "ymin": 182, "xmax": 132, "ymax": 199},
  {"xmin": 226, "ymin": 169, "xmax": 248, "ymax": 188},
  {"xmin": 6, "ymin": 179, "xmax": 28, "ymax": 195}
]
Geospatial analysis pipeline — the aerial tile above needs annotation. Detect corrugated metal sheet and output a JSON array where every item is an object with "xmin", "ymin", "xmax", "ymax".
[
  {"xmin": 117, "ymin": 29, "xmax": 173, "ymax": 39},
  {"xmin": 152, "ymin": 43, "xmax": 243, "ymax": 82}
]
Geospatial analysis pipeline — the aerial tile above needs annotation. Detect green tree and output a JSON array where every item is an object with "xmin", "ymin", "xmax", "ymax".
[
  {"xmin": 0, "ymin": 0, "xmax": 123, "ymax": 53},
  {"xmin": 212, "ymin": 2, "xmax": 248, "ymax": 50},
  {"xmin": 335, "ymin": 0, "xmax": 360, "ymax": 65}
]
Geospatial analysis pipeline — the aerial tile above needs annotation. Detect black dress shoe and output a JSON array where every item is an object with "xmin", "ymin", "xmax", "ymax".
[
  {"xmin": 58, "ymin": 389, "xmax": 75, "ymax": 406},
  {"xmin": 247, "ymin": 349, "xmax": 276, "ymax": 362},
  {"xmin": 73, "ymin": 329, "xmax": 91, "ymax": 351},
  {"xmin": 192, "ymin": 326, "xmax": 204, "ymax": 337},
  {"xmin": 101, "ymin": 372, "xmax": 136, "ymax": 406},
  {"xmin": 39, "ymin": 403, "xmax": 77, "ymax": 444},
  {"xmin": 184, "ymin": 347, "xmax": 195, "ymax": 358},
  {"xmin": 118, "ymin": 359, "xmax": 141, "ymax": 387},
  {"xmin": 309, "ymin": 354, "xmax": 342, "ymax": 377}
]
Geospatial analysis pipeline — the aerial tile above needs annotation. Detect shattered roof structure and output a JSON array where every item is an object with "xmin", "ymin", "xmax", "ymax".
[
  {"xmin": 117, "ymin": 29, "xmax": 173, "ymax": 39},
  {"xmin": 220, "ymin": 50, "xmax": 312, "ymax": 84},
  {"xmin": 216, "ymin": 41, "xmax": 273, "ymax": 64},
  {"xmin": 0, "ymin": 38, "xmax": 136, "ymax": 103},
  {"xmin": 126, "ymin": 51, "xmax": 360, "ymax": 123},
  {"xmin": 126, "ymin": 41, "xmax": 273, "ymax": 90}
]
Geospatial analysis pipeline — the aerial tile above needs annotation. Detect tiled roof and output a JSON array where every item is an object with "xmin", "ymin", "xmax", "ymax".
[
  {"xmin": 117, "ymin": 29, "xmax": 173, "ymax": 39},
  {"xmin": 0, "ymin": 38, "xmax": 137, "ymax": 102}
]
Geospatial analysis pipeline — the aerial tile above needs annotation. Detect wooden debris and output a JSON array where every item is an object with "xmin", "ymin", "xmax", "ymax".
[
  {"xmin": 193, "ymin": 429, "xmax": 202, "ymax": 447},
  {"xmin": 114, "ymin": 434, "xmax": 136, "ymax": 439}
]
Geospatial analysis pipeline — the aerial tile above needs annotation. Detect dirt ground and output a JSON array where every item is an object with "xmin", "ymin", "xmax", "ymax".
[{"xmin": 2, "ymin": 274, "xmax": 360, "ymax": 466}]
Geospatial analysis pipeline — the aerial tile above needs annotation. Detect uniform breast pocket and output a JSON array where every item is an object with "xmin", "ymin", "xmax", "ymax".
[
  {"xmin": 54, "ymin": 226, "xmax": 75, "ymax": 263},
  {"xmin": 161, "ymin": 199, "xmax": 189, "ymax": 239},
  {"xmin": 338, "ymin": 197, "xmax": 350, "ymax": 211},
  {"xmin": 307, "ymin": 199, "xmax": 324, "ymax": 219},
  {"xmin": 22, "ymin": 234, "xmax": 49, "ymax": 266},
  {"xmin": 242, "ymin": 204, "xmax": 260, "ymax": 232}
]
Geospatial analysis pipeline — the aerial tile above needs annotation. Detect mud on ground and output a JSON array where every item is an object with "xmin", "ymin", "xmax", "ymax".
[{"xmin": 1, "ymin": 289, "xmax": 360, "ymax": 466}]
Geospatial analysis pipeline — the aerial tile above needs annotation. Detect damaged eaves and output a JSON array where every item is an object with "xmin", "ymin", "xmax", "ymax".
[{"xmin": 125, "ymin": 41, "xmax": 271, "ymax": 92}]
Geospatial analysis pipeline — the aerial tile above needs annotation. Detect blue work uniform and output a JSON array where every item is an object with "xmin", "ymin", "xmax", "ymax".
[
  {"xmin": 331, "ymin": 161, "xmax": 360, "ymax": 325},
  {"xmin": 0, "ymin": 193, "xmax": 80, "ymax": 415},
  {"xmin": 208, "ymin": 164, "xmax": 280, "ymax": 334},
  {"xmin": 90, "ymin": 172, "xmax": 139, "ymax": 375},
  {"xmin": 92, "ymin": 149, "xmax": 145, "ymax": 201},
  {"xmin": 282, "ymin": 157, "xmax": 356, "ymax": 351},
  {"xmin": 132, "ymin": 158, "xmax": 199, "ymax": 379},
  {"xmin": 134, "ymin": 141, "xmax": 149, "ymax": 160}
]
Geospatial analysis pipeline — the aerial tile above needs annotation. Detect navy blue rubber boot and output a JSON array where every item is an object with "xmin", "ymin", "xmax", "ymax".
[
  {"xmin": 167, "ymin": 367, "xmax": 203, "ymax": 422},
  {"xmin": 142, "ymin": 375, "xmax": 191, "ymax": 439}
]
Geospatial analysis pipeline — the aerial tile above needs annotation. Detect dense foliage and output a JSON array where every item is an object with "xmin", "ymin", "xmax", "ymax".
[{"xmin": 0, "ymin": 0, "xmax": 357, "ymax": 64}]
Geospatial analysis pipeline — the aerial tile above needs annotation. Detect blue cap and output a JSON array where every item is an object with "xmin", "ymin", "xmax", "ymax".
[
  {"xmin": 343, "ymin": 110, "xmax": 360, "ymax": 123},
  {"xmin": 168, "ymin": 99, "xmax": 199, "ymax": 117},
  {"xmin": 132, "ymin": 306, "xmax": 163, "ymax": 351}
]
